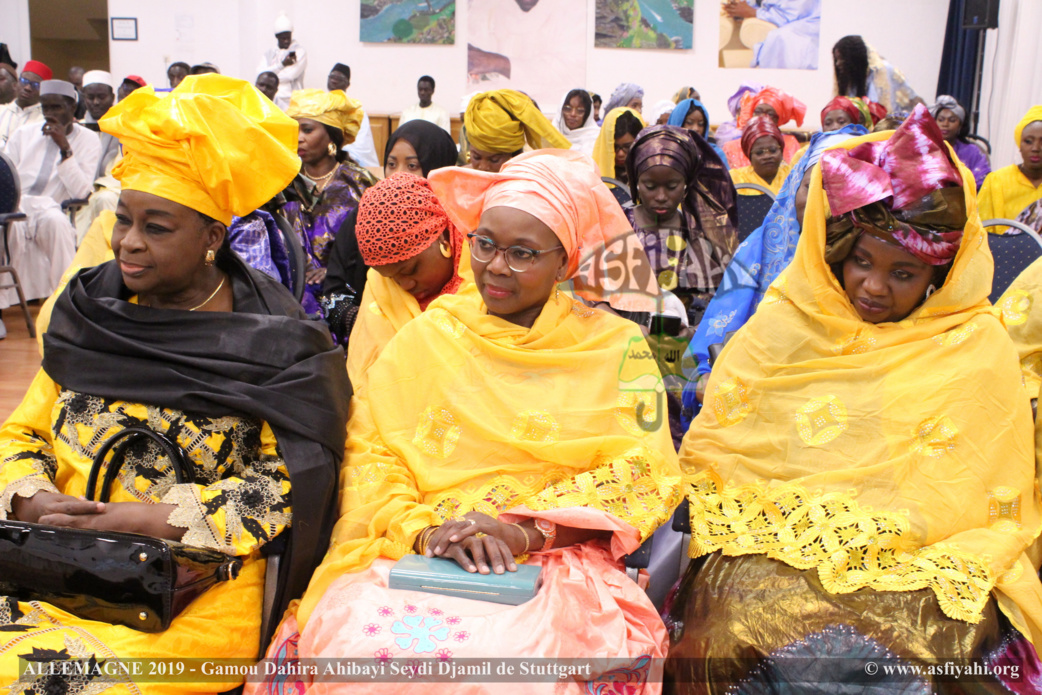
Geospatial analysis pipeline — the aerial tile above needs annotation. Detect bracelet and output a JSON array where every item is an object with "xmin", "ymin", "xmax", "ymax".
[
  {"xmin": 417, "ymin": 526, "xmax": 437, "ymax": 555},
  {"xmin": 511, "ymin": 522, "xmax": 530, "ymax": 554}
]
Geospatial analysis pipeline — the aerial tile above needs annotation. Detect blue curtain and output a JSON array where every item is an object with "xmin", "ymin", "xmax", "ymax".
[{"xmin": 936, "ymin": 0, "xmax": 984, "ymax": 130}]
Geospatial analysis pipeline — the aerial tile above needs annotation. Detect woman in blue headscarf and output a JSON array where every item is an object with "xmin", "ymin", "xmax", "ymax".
[
  {"xmin": 668, "ymin": 98, "xmax": 728, "ymax": 170},
  {"xmin": 680, "ymin": 123, "xmax": 868, "ymax": 421}
]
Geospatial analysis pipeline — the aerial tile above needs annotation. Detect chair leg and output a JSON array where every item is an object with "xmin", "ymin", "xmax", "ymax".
[{"xmin": 0, "ymin": 265, "xmax": 36, "ymax": 338}]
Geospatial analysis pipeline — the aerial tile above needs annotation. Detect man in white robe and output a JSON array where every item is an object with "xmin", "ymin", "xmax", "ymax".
[
  {"xmin": 0, "ymin": 59, "xmax": 50, "ymax": 151},
  {"xmin": 1, "ymin": 80, "xmax": 100, "ymax": 309},
  {"xmin": 256, "ymin": 13, "xmax": 307, "ymax": 110},
  {"xmin": 399, "ymin": 75, "xmax": 452, "ymax": 133}
]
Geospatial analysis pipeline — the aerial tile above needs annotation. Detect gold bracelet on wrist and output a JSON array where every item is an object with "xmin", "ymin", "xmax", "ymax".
[{"xmin": 511, "ymin": 522, "xmax": 530, "ymax": 554}]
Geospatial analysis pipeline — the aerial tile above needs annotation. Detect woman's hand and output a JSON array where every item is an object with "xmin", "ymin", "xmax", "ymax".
[
  {"xmin": 11, "ymin": 491, "xmax": 102, "ymax": 524},
  {"xmin": 37, "ymin": 501, "xmax": 185, "ymax": 541},
  {"xmin": 423, "ymin": 512, "xmax": 535, "ymax": 575},
  {"xmin": 306, "ymin": 267, "xmax": 327, "ymax": 285}
]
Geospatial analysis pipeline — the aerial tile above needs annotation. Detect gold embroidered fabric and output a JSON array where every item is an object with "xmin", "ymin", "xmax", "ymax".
[
  {"xmin": 686, "ymin": 470, "xmax": 994, "ymax": 623},
  {"xmin": 680, "ymin": 131, "xmax": 1042, "ymax": 647},
  {"xmin": 0, "ymin": 371, "xmax": 291, "ymax": 556},
  {"xmin": 295, "ymin": 290, "xmax": 681, "ymax": 630}
]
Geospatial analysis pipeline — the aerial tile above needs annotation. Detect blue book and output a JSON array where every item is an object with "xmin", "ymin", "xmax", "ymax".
[{"xmin": 388, "ymin": 555, "xmax": 543, "ymax": 605}]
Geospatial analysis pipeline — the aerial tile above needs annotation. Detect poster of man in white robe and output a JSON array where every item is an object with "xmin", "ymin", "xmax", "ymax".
[
  {"xmin": 467, "ymin": 0, "xmax": 587, "ymax": 112},
  {"xmin": 719, "ymin": 0, "xmax": 821, "ymax": 69}
]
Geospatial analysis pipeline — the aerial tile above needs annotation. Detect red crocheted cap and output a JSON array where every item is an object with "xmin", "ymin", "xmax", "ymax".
[{"xmin": 356, "ymin": 172, "xmax": 457, "ymax": 266}]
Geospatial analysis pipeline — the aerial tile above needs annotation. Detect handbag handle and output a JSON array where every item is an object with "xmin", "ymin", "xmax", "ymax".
[{"xmin": 85, "ymin": 426, "xmax": 195, "ymax": 503}]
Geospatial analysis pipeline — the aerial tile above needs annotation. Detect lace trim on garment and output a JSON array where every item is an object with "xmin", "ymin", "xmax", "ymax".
[
  {"xmin": 161, "ymin": 467, "xmax": 291, "ymax": 554},
  {"xmin": 0, "ymin": 475, "xmax": 61, "ymax": 519},
  {"xmin": 523, "ymin": 450, "xmax": 683, "ymax": 543},
  {"xmin": 347, "ymin": 449, "xmax": 680, "ymax": 542},
  {"xmin": 685, "ymin": 469, "xmax": 994, "ymax": 623}
]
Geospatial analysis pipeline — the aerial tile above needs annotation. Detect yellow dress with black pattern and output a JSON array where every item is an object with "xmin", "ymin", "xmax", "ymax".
[{"xmin": 0, "ymin": 370, "xmax": 292, "ymax": 694}]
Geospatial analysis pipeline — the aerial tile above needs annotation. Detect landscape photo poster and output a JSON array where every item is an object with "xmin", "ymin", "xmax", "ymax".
[
  {"xmin": 595, "ymin": 0, "xmax": 693, "ymax": 50},
  {"xmin": 467, "ymin": 0, "xmax": 587, "ymax": 112},
  {"xmin": 360, "ymin": 0, "xmax": 456, "ymax": 44}
]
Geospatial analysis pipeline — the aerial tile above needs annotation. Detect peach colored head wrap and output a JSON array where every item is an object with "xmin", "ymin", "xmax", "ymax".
[{"xmin": 428, "ymin": 150, "xmax": 659, "ymax": 312}]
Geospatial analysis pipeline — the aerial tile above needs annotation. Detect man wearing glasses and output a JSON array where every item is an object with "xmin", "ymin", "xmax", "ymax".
[{"xmin": 0, "ymin": 59, "xmax": 50, "ymax": 151}]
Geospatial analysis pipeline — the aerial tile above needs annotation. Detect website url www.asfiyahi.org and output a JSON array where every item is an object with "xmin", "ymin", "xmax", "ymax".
[{"xmin": 870, "ymin": 659, "xmax": 1020, "ymax": 682}]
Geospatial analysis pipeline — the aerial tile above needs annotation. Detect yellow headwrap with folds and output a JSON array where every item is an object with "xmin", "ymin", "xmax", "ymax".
[
  {"xmin": 286, "ymin": 88, "xmax": 364, "ymax": 145},
  {"xmin": 1014, "ymin": 105, "xmax": 1042, "ymax": 147},
  {"xmin": 464, "ymin": 89, "xmax": 571, "ymax": 153},
  {"xmin": 592, "ymin": 107, "xmax": 645, "ymax": 179},
  {"xmin": 100, "ymin": 74, "xmax": 300, "ymax": 225}
]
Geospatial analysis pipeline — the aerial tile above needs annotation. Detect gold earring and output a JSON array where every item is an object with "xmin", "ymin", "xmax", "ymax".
[
  {"xmin": 205, "ymin": 249, "xmax": 216, "ymax": 266},
  {"xmin": 328, "ymin": 143, "xmax": 337, "ymax": 156},
  {"xmin": 439, "ymin": 240, "xmax": 452, "ymax": 258}
]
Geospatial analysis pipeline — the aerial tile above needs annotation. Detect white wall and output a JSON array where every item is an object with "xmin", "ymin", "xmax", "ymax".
[
  {"xmin": 0, "ymin": 0, "xmax": 33, "ymax": 68},
  {"xmin": 96, "ymin": 0, "xmax": 947, "ymax": 128}
]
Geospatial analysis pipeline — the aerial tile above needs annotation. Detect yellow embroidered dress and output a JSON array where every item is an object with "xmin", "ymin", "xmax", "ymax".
[
  {"xmin": 0, "ymin": 372, "xmax": 290, "ymax": 695},
  {"xmin": 997, "ymin": 256, "xmax": 1042, "ymax": 399},
  {"xmin": 253, "ymin": 289, "xmax": 683, "ymax": 694},
  {"xmin": 666, "ymin": 131, "xmax": 1042, "ymax": 689}
]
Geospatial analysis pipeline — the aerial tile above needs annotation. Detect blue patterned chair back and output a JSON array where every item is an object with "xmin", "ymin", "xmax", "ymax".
[
  {"xmin": 0, "ymin": 152, "xmax": 20, "ymax": 216},
  {"xmin": 985, "ymin": 218, "xmax": 1042, "ymax": 304},
  {"xmin": 734, "ymin": 189, "xmax": 775, "ymax": 243}
]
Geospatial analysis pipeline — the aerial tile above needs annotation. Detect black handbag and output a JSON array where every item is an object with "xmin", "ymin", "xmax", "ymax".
[{"xmin": 0, "ymin": 425, "xmax": 242, "ymax": 632}]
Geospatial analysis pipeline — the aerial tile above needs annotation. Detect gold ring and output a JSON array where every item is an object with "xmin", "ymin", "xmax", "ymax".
[{"xmin": 475, "ymin": 532, "xmax": 487, "ymax": 538}]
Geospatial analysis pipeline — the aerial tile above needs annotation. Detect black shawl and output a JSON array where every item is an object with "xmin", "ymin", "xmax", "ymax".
[{"xmin": 42, "ymin": 255, "xmax": 351, "ymax": 645}]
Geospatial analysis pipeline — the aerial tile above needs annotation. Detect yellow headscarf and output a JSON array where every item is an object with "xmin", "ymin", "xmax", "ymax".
[
  {"xmin": 464, "ymin": 89, "xmax": 570, "ymax": 153},
  {"xmin": 592, "ymin": 107, "xmax": 645, "ymax": 179},
  {"xmin": 1014, "ymin": 105, "xmax": 1042, "ymax": 147},
  {"xmin": 286, "ymin": 88, "xmax": 364, "ymax": 145},
  {"xmin": 681, "ymin": 129, "xmax": 1042, "ymax": 647},
  {"xmin": 100, "ymin": 75, "xmax": 300, "ymax": 225}
]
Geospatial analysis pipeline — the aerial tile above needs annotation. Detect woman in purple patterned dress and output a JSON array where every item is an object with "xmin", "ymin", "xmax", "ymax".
[{"xmin": 282, "ymin": 88, "xmax": 377, "ymax": 313}]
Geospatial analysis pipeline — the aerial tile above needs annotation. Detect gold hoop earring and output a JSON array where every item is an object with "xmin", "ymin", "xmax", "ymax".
[
  {"xmin": 328, "ymin": 143, "xmax": 337, "ymax": 157},
  {"xmin": 439, "ymin": 240, "xmax": 452, "ymax": 258},
  {"xmin": 205, "ymin": 249, "xmax": 216, "ymax": 266}
]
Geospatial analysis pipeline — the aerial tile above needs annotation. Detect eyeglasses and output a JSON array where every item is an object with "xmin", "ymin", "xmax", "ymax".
[
  {"xmin": 751, "ymin": 147, "xmax": 782, "ymax": 157},
  {"xmin": 562, "ymin": 105, "xmax": 587, "ymax": 116},
  {"xmin": 467, "ymin": 233, "xmax": 563, "ymax": 272},
  {"xmin": 19, "ymin": 77, "xmax": 40, "ymax": 90}
]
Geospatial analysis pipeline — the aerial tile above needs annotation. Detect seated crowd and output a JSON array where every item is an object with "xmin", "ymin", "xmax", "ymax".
[{"xmin": 2, "ymin": 20, "xmax": 1042, "ymax": 695}]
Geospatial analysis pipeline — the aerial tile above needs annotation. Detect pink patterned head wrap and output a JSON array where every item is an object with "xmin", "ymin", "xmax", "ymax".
[{"xmin": 821, "ymin": 104, "xmax": 966, "ymax": 266}]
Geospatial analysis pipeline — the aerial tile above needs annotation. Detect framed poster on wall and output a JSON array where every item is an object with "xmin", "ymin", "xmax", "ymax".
[{"xmin": 111, "ymin": 17, "xmax": 138, "ymax": 42}]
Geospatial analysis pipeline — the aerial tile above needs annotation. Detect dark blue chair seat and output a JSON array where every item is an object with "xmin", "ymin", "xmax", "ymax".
[
  {"xmin": 733, "ymin": 184, "xmax": 776, "ymax": 244},
  {"xmin": 984, "ymin": 218, "xmax": 1042, "ymax": 304}
]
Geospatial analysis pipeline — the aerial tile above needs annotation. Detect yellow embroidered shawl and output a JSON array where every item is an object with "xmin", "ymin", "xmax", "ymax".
[
  {"xmin": 297, "ymin": 290, "xmax": 682, "ymax": 629},
  {"xmin": 680, "ymin": 130, "xmax": 1042, "ymax": 647},
  {"xmin": 998, "ymin": 256, "xmax": 1042, "ymax": 398},
  {"xmin": 346, "ymin": 248, "xmax": 474, "ymax": 393}
]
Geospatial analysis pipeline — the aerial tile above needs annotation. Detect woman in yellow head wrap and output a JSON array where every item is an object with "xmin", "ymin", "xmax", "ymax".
[
  {"xmin": 463, "ymin": 89, "xmax": 570, "ymax": 172},
  {"xmin": 282, "ymin": 88, "xmax": 377, "ymax": 312},
  {"xmin": 0, "ymin": 75, "xmax": 350, "ymax": 693},
  {"xmin": 666, "ymin": 106, "xmax": 1042, "ymax": 690},
  {"xmin": 593, "ymin": 107, "xmax": 645, "ymax": 187},
  {"xmin": 978, "ymin": 105, "xmax": 1042, "ymax": 233},
  {"xmin": 251, "ymin": 151, "xmax": 679, "ymax": 695}
]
